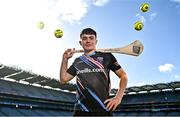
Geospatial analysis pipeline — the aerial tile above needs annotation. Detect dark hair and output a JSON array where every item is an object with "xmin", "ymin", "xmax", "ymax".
[{"xmin": 80, "ymin": 28, "xmax": 97, "ymax": 38}]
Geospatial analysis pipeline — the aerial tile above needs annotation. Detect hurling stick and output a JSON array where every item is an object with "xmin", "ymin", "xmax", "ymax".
[{"xmin": 74, "ymin": 40, "xmax": 144, "ymax": 56}]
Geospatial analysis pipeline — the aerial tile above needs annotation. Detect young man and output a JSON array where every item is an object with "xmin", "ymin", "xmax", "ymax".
[{"xmin": 60, "ymin": 28, "xmax": 128, "ymax": 116}]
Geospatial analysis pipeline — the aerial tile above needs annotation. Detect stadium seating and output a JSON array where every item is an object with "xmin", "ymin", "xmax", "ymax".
[{"xmin": 0, "ymin": 79, "xmax": 75, "ymax": 102}]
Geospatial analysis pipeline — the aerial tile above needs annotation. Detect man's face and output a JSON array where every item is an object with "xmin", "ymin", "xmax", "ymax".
[{"xmin": 80, "ymin": 34, "xmax": 97, "ymax": 52}]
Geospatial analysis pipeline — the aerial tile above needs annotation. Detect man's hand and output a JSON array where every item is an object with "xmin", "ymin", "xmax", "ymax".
[
  {"xmin": 104, "ymin": 96, "xmax": 122, "ymax": 111},
  {"xmin": 63, "ymin": 48, "xmax": 75, "ymax": 60},
  {"xmin": 104, "ymin": 68, "xmax": 127, "ymax": 111}
]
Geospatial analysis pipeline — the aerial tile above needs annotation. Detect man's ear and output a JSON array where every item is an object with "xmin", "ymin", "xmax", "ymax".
[
  {"xmin": 79, "ymin": 40, "xmax": 82, "ymax": 46},
  {"xmin": 96, "ymin": 39, "xmax": 98, "ymax": 44}
]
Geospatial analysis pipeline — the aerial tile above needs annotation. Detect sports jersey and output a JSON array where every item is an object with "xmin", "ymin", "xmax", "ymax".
[{"xmin": 67, "ymin": 51, "xmax": 121, "ymax": 114}]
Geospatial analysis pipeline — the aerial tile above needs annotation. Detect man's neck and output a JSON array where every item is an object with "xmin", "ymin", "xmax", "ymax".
[{"xmin": 84, "ymin": 49, "xmax": 96, "ymax": 56}]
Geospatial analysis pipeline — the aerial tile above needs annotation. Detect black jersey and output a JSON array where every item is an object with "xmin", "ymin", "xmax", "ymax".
[{"xmin": 67, "ymin": 51, "xmax": 121, "ymax": 113}]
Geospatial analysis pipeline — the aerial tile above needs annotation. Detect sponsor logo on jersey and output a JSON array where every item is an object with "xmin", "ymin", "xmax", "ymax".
[
  {"xmin": 77, "ymin": 68, "xmax": 105, "ymax": 74},
  {"xmin": 114, "ymin": 61, "xmax": 120, "ymax": 66}
]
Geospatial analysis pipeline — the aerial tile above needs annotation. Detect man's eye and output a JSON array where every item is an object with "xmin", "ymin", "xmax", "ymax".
[
  {"xmin": 82, "ymin": 38, "xmax": 87, "ymax": 40},
  {"xmin": 90, "ymin": 37, "xmax": 94, "ymax": 40}
]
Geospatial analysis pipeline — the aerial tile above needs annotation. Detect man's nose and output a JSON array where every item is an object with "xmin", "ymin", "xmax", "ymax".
[{"xmin": 86, "ymin": 38, "xmax": 91, "ymax": 42}]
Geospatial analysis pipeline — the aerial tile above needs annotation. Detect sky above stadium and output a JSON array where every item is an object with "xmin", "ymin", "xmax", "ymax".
[{"xmin": 0, "ymin": 0, "xmax": 179, "ymax": 88}]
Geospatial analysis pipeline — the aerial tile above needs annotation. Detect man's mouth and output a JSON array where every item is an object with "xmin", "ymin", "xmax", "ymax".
[{"xmin": 85, "ymin": 44, "xmax": 91, "ymax": 47}]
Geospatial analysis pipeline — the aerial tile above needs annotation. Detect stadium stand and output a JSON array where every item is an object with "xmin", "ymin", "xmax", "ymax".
[{"xmin": 0, "ymin": 63, "xmax": 180, "ymax": 116}]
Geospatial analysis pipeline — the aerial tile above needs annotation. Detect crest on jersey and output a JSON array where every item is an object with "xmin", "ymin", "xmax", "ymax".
[{"xmin": 97, "ymin": 57, "xmax": 104, "ymax": 64}]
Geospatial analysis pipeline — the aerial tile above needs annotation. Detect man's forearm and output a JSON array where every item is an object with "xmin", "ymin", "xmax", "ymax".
[
  {"xmin": 60, "ymin": 57, "xmax": 68, "ymax": 84},
  {"xmin": 115, "ymin": 75, "xmax": 128, "ymax": 100}
]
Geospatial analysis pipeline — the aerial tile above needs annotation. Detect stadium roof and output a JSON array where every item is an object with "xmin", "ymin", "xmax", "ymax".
[
  {"xmin": 0, "ymin": 63, "xmax": 180, "ymax": 94},
  {"xmin": 0, "ymin": 64, "xmax": 76, "ymax": 91}
]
